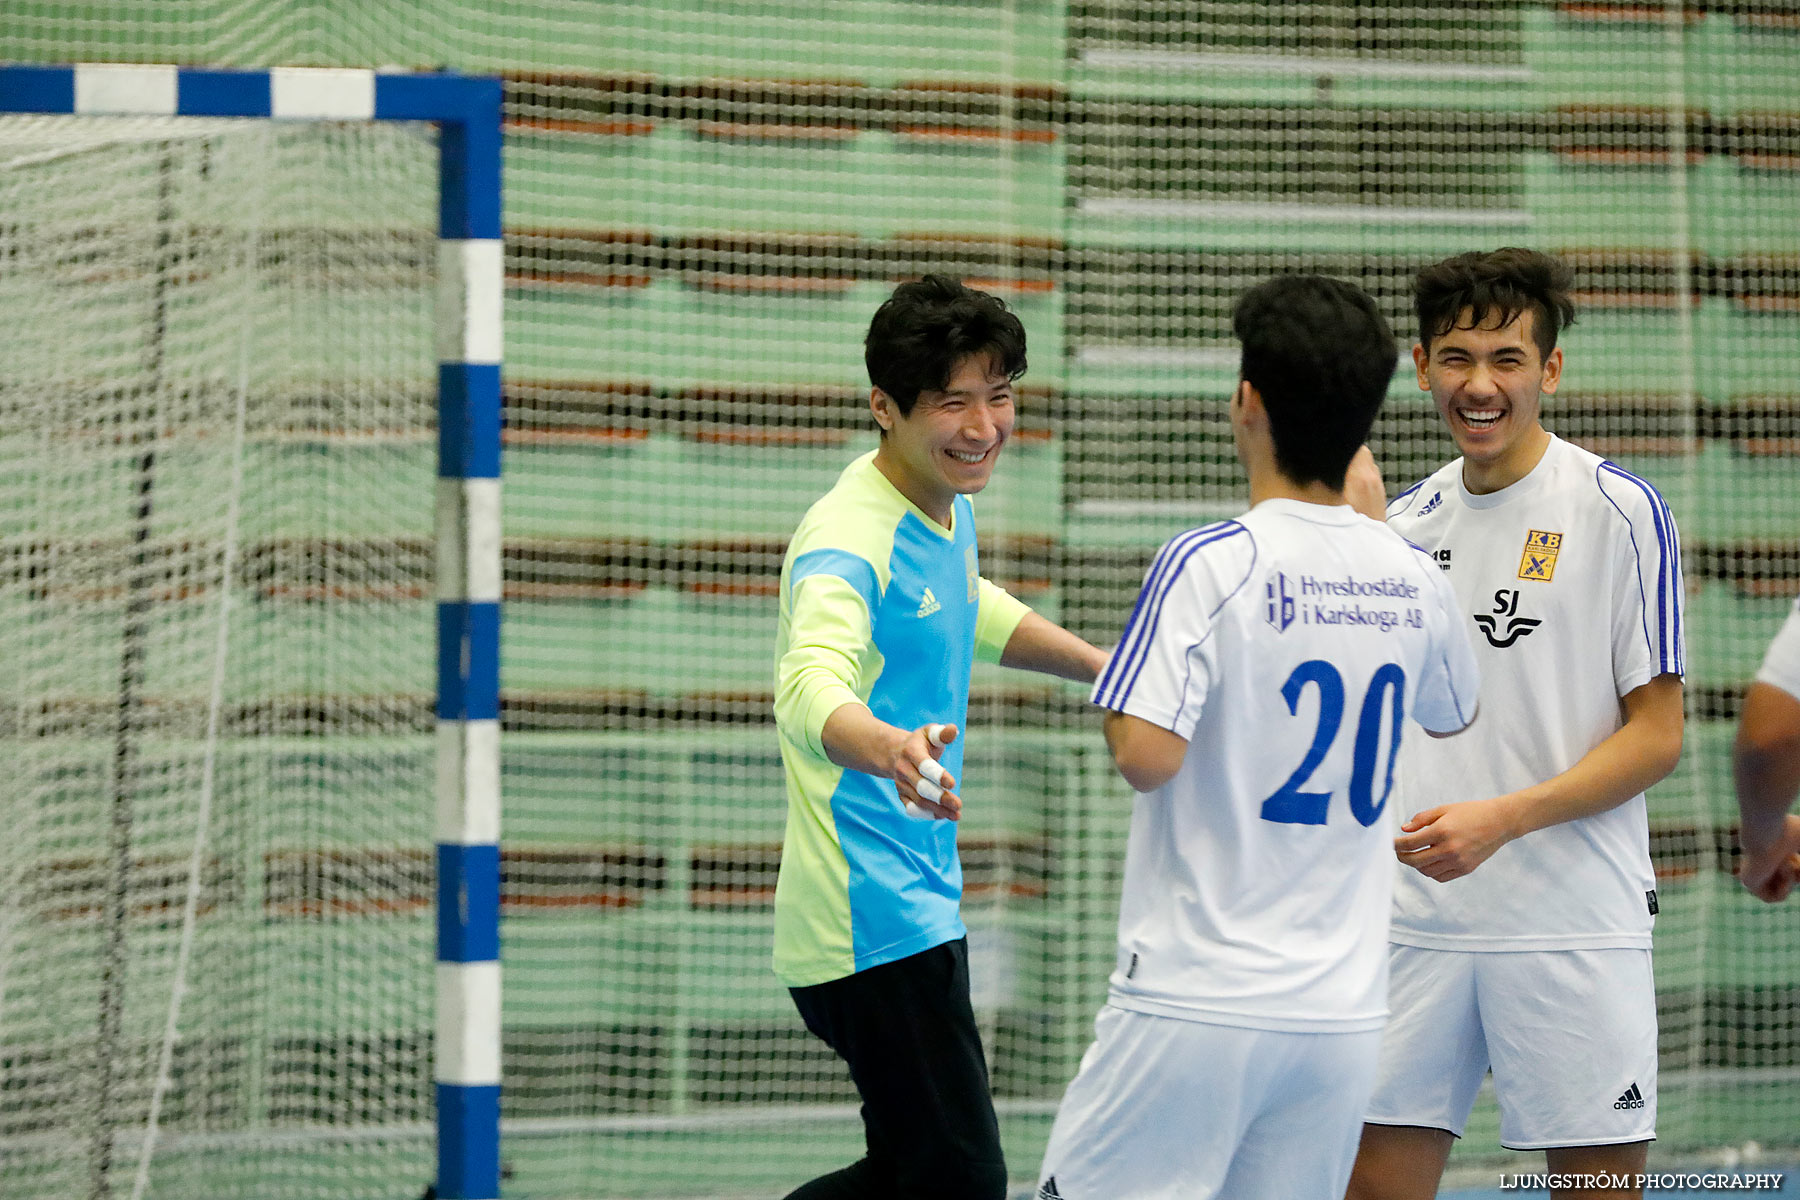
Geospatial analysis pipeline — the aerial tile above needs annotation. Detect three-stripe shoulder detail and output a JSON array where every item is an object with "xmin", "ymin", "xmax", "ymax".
[
  {"xmin": 1387, "ymin": 477, "xmax": 1428, "ymax": 519},
  {"xmin": 1093, "ymin": 521, "xmax": 1250, "ymax": 709},
  {"xmin": 1596, "ymin": 461, "xmax": 1684, "ymax": 675}
]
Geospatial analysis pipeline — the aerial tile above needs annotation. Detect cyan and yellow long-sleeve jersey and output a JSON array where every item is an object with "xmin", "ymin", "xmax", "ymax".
[{"xmin": 772, "ymin": 451, "xmax": 1028, "ymax": 987}]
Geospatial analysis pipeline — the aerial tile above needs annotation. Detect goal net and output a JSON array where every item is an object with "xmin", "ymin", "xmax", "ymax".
[
  {"xmin": 0, "ymin": 113, "xmax": 443, "ymax": 1197},
  {"xmin": 2, "ymin": 4, "xmax": 1798, "ymax": 1198}
]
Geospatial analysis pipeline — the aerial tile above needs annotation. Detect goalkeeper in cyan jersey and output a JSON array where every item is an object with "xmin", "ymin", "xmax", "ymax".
[{"xmin": 772, "ymin": 275, "xmax": 1107, "ymax": 1200}]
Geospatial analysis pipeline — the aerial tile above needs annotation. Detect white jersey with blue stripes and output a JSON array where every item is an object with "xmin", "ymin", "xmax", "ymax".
[
  {"xmin": 1091, "ymin": 498, "xmax": 1478, "ymax": 1033},
  {"xmin": 1386, "ymin": 433, "xmax": 1686, "ymax": 950}
]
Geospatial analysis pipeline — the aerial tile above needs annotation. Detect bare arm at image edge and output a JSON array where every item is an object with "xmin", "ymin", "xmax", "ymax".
[{"xmin": 1733, "ymin": 680, "xmax": 1800, "ymax": 902}]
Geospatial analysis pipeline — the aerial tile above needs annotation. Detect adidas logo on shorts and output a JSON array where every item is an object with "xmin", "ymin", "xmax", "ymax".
[
  {"xmin": 1038, "ymin": 1178, "xmax": 1065, "ymax": 1199},
  {"xmin": 1615, "ymin": 1082, "xmax": 1646, "ymax": 1110}
]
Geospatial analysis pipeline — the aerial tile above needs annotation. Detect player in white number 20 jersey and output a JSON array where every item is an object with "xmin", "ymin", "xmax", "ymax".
[{"xmin": 1036, "ymin": 276, "xmax": 1480, "ymax": 1200}]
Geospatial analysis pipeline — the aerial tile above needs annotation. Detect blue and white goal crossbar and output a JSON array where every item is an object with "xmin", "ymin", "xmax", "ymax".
[{"xmin": 0, "ymin": 64, "xmax": 505, "ymax": 1200}]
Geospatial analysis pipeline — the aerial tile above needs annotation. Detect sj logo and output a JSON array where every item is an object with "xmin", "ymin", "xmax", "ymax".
[
  {"xmin": 1518, "ymin": 529, "xmax": 1562, "ymax": 582},
  {"xmin": 1474, "ymin": 588, "xmax": 1541, "ymax": 648}
]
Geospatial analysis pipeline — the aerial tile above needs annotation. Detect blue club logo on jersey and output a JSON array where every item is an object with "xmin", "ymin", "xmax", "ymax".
[
  {"xmin": 1265, "ymin": 571, "xmax": 1296, "ymax": 632},
  {"xmin": 1474, "ymin": 588, "xmax": 1541, "ymax": 648}
]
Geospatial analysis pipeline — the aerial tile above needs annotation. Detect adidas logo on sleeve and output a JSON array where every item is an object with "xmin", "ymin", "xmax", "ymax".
[{"xmin": 1614, "ymin": 1082, "xmax": 1646, "ymax": 1110}]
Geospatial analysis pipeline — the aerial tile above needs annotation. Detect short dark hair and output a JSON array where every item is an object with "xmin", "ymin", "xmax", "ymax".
[
  {"xmin": 864, "ymin": 275, "xmax": 1027, "ymax": 417},
  {"xmin": 1414, "ymin": 247, "xmax": 1576, "ymax": 358},
  {"xmin": 1232, "ymin": 275, "xmax": 1398, "ymax": 490}
]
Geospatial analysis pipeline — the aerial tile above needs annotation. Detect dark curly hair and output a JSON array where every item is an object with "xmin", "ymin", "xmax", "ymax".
[
  {"xmin": 1414, "ymin": 247, "xmax": 1577, "ymax": 358},
  {"xmin": 864, "ymin": 275, "xmax": 1027, "ymax": 417}
]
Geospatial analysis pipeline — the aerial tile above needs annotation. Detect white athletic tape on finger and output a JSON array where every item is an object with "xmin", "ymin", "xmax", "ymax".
[{"xmin": 908, "ymin": 725, "xmax": 951, "ymax": 819}]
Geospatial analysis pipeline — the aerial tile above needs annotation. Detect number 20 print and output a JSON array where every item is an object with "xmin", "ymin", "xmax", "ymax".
[{"xmin": 1261, "ymin": 660, "xmax": 1406, "ymax": 827}]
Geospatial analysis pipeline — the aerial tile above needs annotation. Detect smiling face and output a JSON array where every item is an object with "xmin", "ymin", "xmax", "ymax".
[
  {"xmin": 870, "ymin": 351, "xmax": 1016, "ymax": 527},
  {"xmin": 1416, "ymin": 306, "xmax": 1562, "ymax": 494}
]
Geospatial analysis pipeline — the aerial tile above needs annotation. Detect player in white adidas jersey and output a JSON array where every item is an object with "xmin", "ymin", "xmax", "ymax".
[
  {"xmin": 1035, "ymin": 276, "xmax": 1480, "ymax": 1200},
  {"xmin": 1734, "ymin": 598, "xmax": 1800, "ymax": 902},
  {"xmin": 1347, "ymin": 249, "xmax": 1687, "ymax": 1200}
]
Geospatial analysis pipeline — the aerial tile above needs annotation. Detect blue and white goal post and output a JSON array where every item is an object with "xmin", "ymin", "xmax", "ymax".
[{"xmin": 0, "ymin": 63, "xmax": 505, "ymax": 1200}]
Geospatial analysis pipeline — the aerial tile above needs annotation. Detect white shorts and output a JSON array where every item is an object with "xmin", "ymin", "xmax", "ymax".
[
  {"xmin": 1365, "ymin": 944, "xmax": 1657, "ymax": 1150},
  {"xmin": 1037, "ymin": 1006, "xmax": 1383, "ymax": 1200}
]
